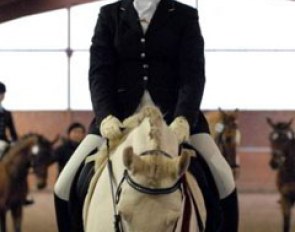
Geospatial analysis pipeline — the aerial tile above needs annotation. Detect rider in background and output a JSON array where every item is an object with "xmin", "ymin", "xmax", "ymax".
[
  {"xmin": 0, "ymin": 81, "xmax": 34, "ymax": 205},
  {"xmin": 54, "ymin": 0, "xmax": 239, "ymax": 231},
  {"xmin": 53, "ymin": 122, "xmax": 86, "ymax": 176},
  {"xmin": 0, "ymin": 82, "xmax": 18, "ymax": 158}
]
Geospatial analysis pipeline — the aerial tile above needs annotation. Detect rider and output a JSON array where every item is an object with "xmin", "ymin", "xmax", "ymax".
[
  {"xmin": 0, "ymin": 82, "xmax": 18, "ymax": 158},
  {"xmin": 54, "ymin": 0, "xmax": 239, "ymax": 231},
  {"xmin": 0, "ymin": 82, "xmax": 34, "ymax": 205}
]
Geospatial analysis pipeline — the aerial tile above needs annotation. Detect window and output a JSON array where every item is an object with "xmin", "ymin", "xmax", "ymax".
[
  {"xmin": 0, "ymin": 52, "xmax": 67, "ymax": 110},
  {"xmin": 0, "ymin": 0, "xmax": 294, "ymax": 110},
  {"xmin": 198, "ymin": 0, "xmax": 295, "ymax": 110}
]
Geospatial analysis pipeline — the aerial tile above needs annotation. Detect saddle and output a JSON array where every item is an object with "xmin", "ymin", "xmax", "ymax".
[{"xmin": 69, "ymin": 144, "xmax": 222, "ymax": 232}]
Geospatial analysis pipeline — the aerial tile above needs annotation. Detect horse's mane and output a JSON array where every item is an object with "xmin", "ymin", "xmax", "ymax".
[
  {"xmin": 94, "ymin": 106, "xmax": 165, "ymax": 169},
  {"xmin": 120, "ymin": 106, "xmax": 179, "ymax": 183}
]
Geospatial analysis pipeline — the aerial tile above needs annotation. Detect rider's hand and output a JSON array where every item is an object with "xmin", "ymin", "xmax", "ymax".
[
  {"xmin": 100, "ymin": 115, "xmax": 123, "ymax": 140},
  {"xmin": 169, "ymin": 116, "xmax": 190, "ymax": 143}
]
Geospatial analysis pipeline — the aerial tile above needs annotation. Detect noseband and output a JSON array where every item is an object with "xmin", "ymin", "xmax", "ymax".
[{"xmin": 116, "ymin": 149, "xmax": 182, "ymax": 200}]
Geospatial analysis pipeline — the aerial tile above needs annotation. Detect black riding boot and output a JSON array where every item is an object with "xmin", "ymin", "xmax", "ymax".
[
  {"xmin": 54, "ymin": 194, "xmax": 72, "ymax": 232},
  {"xmin": 220, "ymin": 189, "xmax": 239, "ymax": 232}
]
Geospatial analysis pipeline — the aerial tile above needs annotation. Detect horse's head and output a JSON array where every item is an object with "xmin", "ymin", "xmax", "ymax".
[
  {"xmin": 26, "ymin": 133, "xmax": 58, "ymax": 189},
  {"xmin": 267, "ymin": 118, "xmax": 294, "ymax": 169},
  {"xmin": 217, "ymin": 108, "xmax": 240, "ymax": 167},
  {"xmin": 117, "ymin": 146, "xmax": 191, "ymax": 232}
]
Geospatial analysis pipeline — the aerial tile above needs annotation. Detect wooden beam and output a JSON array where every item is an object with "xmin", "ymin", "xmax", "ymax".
[
  {"xmin": 0, "ymin": 0, "xmax": 20, "ymax": 7},
  {"xmin": 0, "ymin": 0, "xmax": 99, "ymax": 23}
]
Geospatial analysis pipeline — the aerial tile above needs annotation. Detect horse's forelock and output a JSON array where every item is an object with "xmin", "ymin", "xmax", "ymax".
[
  {"xmin": 144, "ymin": 107, "xmax": 163, "ymax": 150},
  {"xmin": 138, "ymin": 155, "xmax": 178, "ymax": 185}
]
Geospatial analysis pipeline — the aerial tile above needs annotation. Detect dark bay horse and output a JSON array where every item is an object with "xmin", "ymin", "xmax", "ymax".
[
  {"xmin": 205, "ymin": 109, "xmax": 241, "ymax": 179},
  {"xmin": 0, "ymin": 133, "xmax": 57, "ymax": 232},
  {"xmin": 267, "ymin": 118, "xmax": 295, "ymax": 232},
  {"xmin": 25, "ymin": 133, "xmax": 58, "ymax": 189}
]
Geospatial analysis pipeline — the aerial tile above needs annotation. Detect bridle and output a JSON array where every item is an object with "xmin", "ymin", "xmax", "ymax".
[
  {"xmin": 106, "ymin": 142, "xmax": 183, "ymax": 232},
  {"xmin": 116, "ymin": 149, "xmax": 182, "ymax": 198}
]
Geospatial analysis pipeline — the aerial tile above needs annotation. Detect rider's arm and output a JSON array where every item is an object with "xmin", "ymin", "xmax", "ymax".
[
  {"xmin": 174, "ymin": 9, "xmax": 205, "ymax": 131},
  {"xmin": 6, "ymin": 111, "xmax": 18, "ymax": 142},
  {"xmin": 89, "ymin": 6, "xmax": 118, "ymax": 132}
]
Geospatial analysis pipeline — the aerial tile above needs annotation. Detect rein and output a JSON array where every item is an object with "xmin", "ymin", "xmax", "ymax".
[{"xmin": 106, "ymin": 139, "xmax": 124, "ymax": 232}]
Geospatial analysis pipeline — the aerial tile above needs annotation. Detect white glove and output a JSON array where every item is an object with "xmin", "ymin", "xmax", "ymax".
[
  {"xmin": 169, "ymin": 116, "xmax": 190, "ymax": 143},
  {"xmin": 100, "ymin": 115, "xmax": 123, "ymax": 140}
]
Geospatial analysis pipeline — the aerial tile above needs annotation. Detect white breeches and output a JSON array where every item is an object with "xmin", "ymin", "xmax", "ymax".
[
  {"xmin": 54, "ymin": 132, "xmax": 235, "ymax": 201},
  {"xmin": 190, "ymin": 133, "xmax": 235, "ymax": 199},
  {"xmin": 54, "ymin": 134, "xmax": 104, "ymax": 201}
]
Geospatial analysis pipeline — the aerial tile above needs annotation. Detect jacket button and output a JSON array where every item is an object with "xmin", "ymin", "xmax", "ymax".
[
  {"xmin": 140, "ymin": 53, "xmax": 146, "ymax": 58},
  {"xmin": 143, "ymin": 64, "xmax": 149, "ymax": 69},
  {"xmin": 143, "ymin": 76, "xmax": 148, "ymax": 81},
  {"xmin": 140, "ymin": 38, "xmax": 146, "ymax": 43}
]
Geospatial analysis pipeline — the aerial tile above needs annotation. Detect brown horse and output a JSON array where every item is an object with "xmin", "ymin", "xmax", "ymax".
[
  {"xmin": 267, "ymin": 118, "xmax": 295, "ymax": 232},
  {"xmin": 205, "ymin": 108, "xmax": 241, "ymax": 179},
  {"xmin": 0, "ymin": 133, "xmax": 56, "ymax": 232}
]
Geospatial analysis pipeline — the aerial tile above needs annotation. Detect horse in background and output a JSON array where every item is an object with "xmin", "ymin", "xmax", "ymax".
[
  {"xmin": 205, "ymin": 108, "xmax": 241, "ymax": 179},
  {"xmin": 83, "ymin": 106, "xmax": 207, "ymax": 232},
  {"xmin": 0, "ymin": 133, "xmax": 57, "ymax": 232},
  {"xmin": 267, "ymin": 117, "xmax": 295, "ymax": 232},
  {"xmin": 25, "ymin": 133, "xmax": 59, "ymax": 189}
]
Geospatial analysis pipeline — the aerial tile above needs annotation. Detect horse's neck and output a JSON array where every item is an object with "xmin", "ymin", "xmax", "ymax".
[
  {"xmin": 279, "ymin": 140, "xmax": 295, "ymax": 179},
  {"xmin": 2, "ymin": 138, "xmax": 33, "ymax": 178},
  {"xmin": 284, "ymin": 140, "xmax": 295, "ymax": 165}
]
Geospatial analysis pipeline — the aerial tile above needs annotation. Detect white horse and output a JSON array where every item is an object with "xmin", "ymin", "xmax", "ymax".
[{"xmin": 83, "ymin": 106, "xmax": 204, "ymax": 232}]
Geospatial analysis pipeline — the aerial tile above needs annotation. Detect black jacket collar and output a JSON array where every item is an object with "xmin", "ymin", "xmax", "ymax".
[{"xmin": 120, "ymin": 0, "xmax": 176, "ymax": 35}]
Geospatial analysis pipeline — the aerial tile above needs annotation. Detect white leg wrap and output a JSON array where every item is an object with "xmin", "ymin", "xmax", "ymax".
[
  {"xmin": 54, "ymin": 134, "xmax": 104, "ymax": 201},
  {"xmin": 190, "ymin": 133, "xmax": 235, "ymax": 199}
]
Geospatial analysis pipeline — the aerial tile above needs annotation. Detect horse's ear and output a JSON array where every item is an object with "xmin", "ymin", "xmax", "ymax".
[
  {"xmin": 266, "ymin": 117, "xmax": 274, "ymax": 127},
  {"xmin": 176, "ymin": 149, "xmax": 192, "ymax": 177},
  {"xmin": 123, "ymin": 147, "xmax": 142, "ymax": 174}
]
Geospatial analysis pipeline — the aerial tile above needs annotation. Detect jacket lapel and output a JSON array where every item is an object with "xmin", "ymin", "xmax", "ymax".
[
  {"xmin": 119, "ymin": 0, "xmax": 176, "ymax": 36},
  {"xmin": 120, "ymin": 0, "xmax": 143, "ymax": 35},
  {"xmin": 146, "ymin": 0, "xmax": 175, "ymax": 35}
]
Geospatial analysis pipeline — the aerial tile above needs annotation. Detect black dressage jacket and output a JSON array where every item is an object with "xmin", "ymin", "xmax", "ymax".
[
  {"xmin": 88, "ymin": 0, "xmax": 209, "ymax": 135},
  {"xmin": 0, "ymin": 109, "xmax": 18, "ymax": 142}
]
